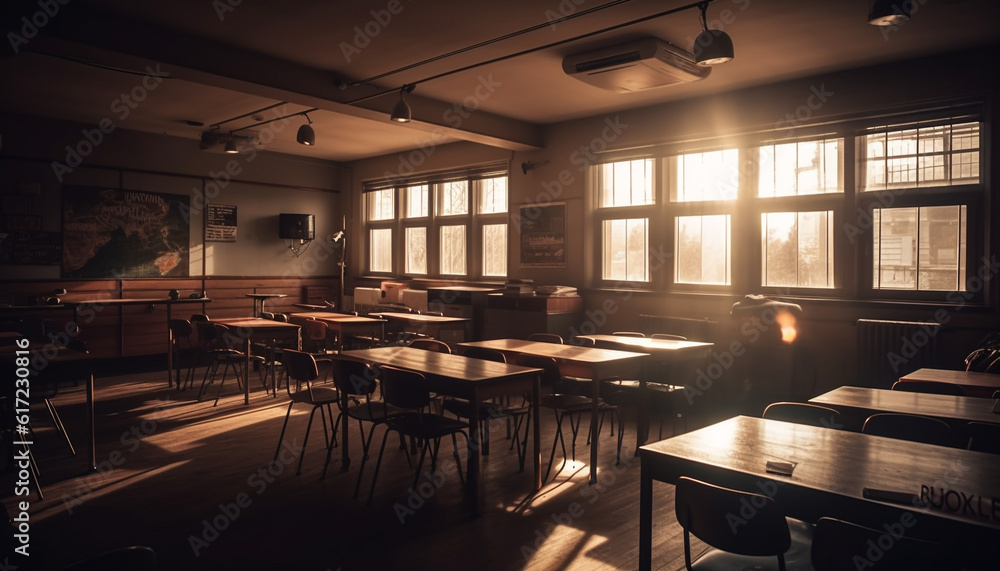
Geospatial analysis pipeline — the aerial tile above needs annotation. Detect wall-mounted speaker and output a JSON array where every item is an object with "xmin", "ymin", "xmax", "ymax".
[{"xmin": 278, "ymin": 213, "xmax": 315, "ymax": 240}]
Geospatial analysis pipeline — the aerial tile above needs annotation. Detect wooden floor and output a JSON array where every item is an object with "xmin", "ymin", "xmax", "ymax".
[{"xmin": 2, "ymin": 361, "xmax": 721, "ymax": 570}]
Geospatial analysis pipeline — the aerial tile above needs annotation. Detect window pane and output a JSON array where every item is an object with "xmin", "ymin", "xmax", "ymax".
[
  {"xmin": 369, "ymin": 228, "xmax": 392, "ymax": 272},
  {"xmin": 864, "ymin": 121, "xmax": 980, "ymax": 190},
  {"xmin": 674, "ymin": 150, "xmax": 739, "ymax": 202},
  {"xmin": 367, "ymin": 189, "xmax": 394, "ymax": 221},
  {"xmin": 438, "ymin": 181, "xmax": 468, "ymax": 216},
  {"xmin": 761, "ymin": 211, "xmax": 834, "ymax": 288},
  {"xmin": 757, "ymin": 139, "xmax": 843, "ymax": 197},
  {"xmin": 601, "ymin": 218, "xmax": 648, "ymax": 282},
  {"xmin": 598, "ymin": 159, "xmax": 654, "ymax": 208},
  {"xmin": 675, "ymin": 215, "xmax": 730, "ymax": 285},
  {"xmin": 439, "ymin": 225, "xmax": 467, "ymax": 275},
  {"xmin": 405, "ymin": 184, "xmax": 428, "ymax": 218},
  {"xmin": 478, "ymin": 177, "xmax": 508, "ymax": 214},
  {"xmin": 482, "ymin": 223, "xmax": 507, "ymax": 277},
  {"xmin": 873, "ymin": 206, "xmax": 966, "ymax": 291},
  {"xmin": 405, "ymin": 227, "xmax": 426, "ymax": 274}
]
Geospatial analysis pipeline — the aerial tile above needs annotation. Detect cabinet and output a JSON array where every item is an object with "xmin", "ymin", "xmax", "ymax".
[
  {"xmin": 483, "ymin": 293, "xmax": 583, "ymax": 341},
  {"xmin": 427, "ymin": 286, "xmax": 498, "ymax": 341}
]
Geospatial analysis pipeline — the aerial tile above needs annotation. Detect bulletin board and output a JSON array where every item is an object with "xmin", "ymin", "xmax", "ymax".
[{"xmin": 519, "ymin": 202, "xmax": 566, "ymax": 268}]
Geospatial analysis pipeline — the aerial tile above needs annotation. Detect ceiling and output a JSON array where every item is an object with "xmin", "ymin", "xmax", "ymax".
[{"xmin": 2, "ymin": 0, "xmax": 999, "ymax": 163}]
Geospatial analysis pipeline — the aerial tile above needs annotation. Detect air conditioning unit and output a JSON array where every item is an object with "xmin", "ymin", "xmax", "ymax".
[{"xmin": 562, "ymin": 37, "xmax": 710, "ymax": 92}]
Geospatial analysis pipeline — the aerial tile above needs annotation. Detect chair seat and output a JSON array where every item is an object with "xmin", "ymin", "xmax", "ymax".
[
  {"xmin": 691, "ymin": 517, "xmax": 815, "ymax": 571},
  {"xmin": 441, "ymin": 397, "xmax": 522, "ymax": 420},
  {"xmin": 288, "ymin": 386, "xmax": 340, "ymax": 405},
  {"xmin": 539, "ymin": 393, "xmax": 613, "ymax": 412},
  {"xmin": 386, "ymin": 412, "xmax": 469, "ymax": 440},
  {"xmin": 345, "ymin": 401, "xmax": 405, "ymax": 423}
]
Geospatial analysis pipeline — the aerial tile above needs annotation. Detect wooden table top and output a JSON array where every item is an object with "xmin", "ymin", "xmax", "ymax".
[
  {"xmin": 342, "ymin": 346, "xmax": 540, "ymax": 383},
  {"xmin": 214, "ymin": 317, "xmax": 301, "ymax": 332},
  {"xmin": 811, "ymin": 386, "xmax": 1000, "ymax": 426},
  {"xmin": 900, "ymin": 368, "xmax": 1000, "ymax": 391},
  {"xmin": 368, "ymin": 312, "xmax": 470, "ymax": 323},
  {"xmin": 289, "ymin": 312, "xmax": 386, "ymax": 324},
  {"xmin": 459, "ymin": 338, "xmax": 648, "ymax": 365},
  {"xmin": 576, "ymin": 334, "xmax": 713, "ymax": 354},
  {"xmin": 640, "ymin": 415, "xmax": 1000, "ymax": 531}
]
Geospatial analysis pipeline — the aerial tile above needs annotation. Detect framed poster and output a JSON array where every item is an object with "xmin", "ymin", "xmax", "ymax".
[
  {"xmin": 519, "ymin": 202, "xmax": 566, "ymax": 268},
  {"xmin": 62, "ymin": 186, "xmax": 191, "ymax": 278},
  {"xmin": 206, "ymin": 203, "xmax": 237, "ymax": 242}
]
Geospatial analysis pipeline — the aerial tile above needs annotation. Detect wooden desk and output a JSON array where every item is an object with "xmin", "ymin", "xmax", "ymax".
[
  {"xmin": 341, "ymin": 346, "xmax": 543, "ymax": 515},
  {"xmin": 2, "ymin": 339, "xmax": 97, "ymax": 474},
  {"xmin": 899, "ymin": 368, "xmax": 1000, "ymax": 398},
  {"xmin": 810, "ymin": 386, "xmax": 1000, "ymax": 432},
  {"xmin": 638, "ymin": 415, "xmax": 1000, "ymax": 570},
  {"xmin": 288, "ymin": 312, "xmax": 386, "ymax": 352},
  {"xmin": 577, "ymin": 334, "xmax": 713, "ymax": 447},
  {"xmin": 214, "ymin": 318, "xmax": 301, "ymax": 405},
  {"xmin": 457, "ymin": 338, "xmax": 647, "ymax": 484},
  {"xmin": 368, "ymin": 311, "xmax": 471, "ymax": 344}
]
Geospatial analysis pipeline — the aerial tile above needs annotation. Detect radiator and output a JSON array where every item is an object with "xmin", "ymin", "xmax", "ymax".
[{"xmin": 856, "ymin": 319, "xmax": 940, "ymax": 388}]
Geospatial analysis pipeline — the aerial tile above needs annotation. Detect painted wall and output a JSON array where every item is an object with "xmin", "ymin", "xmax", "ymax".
[{"xmin": 0, "ymin": 113, "xmax": 344, "ymax": 279}]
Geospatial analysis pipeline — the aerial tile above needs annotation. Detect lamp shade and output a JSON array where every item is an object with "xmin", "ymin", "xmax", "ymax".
[
  {"xmin": 224, "ymin": 138, "xmax": 239, "ymax": 154},
  {"xmin": 868, "ymin": 0, "xmax": 910, "ymax": 26},
  {"xmin": 390, "ymin": 96, "xmax": 411, "ymax": 123},
  {"xmin": 296, "ymin": 123, "xmax": 315, "ymax": 146},
  {"xmin": 695, "ymin": 29, "xmax": 734, "ymax": 66}
]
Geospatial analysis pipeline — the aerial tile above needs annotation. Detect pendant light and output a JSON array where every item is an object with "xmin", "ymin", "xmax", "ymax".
[
  {"xmin": 694, "ymin": 2, "xmax": 734, "ymax": 66},
  {"xmin": 296, "ymin": 113, "xmax": 315, "ymax": 146}
]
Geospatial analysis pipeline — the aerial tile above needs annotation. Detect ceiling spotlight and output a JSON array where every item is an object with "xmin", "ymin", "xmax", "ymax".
[
  {"xmin": 868, "ymin": 0, "xmax": 910, "ymax": 26},
  {"xmin": 694, "ymin": 2, "xmax": 734, "ymax": 66},
  {"xmin": 224, "ymin": 134, "xmax": 239, "ymax": 154},
  {"xmin": 390, "ymin": 85, "xmax": 415, "ymax": 123},
  {"xmin": 296, "ymin": 113, "xmax": 315, "ymax": 146}
]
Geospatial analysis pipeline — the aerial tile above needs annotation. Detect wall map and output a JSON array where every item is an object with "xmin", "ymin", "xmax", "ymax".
[{"xmin": 62, "ymin": 186, "xmax": 190, "ymax": 278}]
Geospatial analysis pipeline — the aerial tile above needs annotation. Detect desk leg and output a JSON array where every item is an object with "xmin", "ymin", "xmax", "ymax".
[
  {"xmin": 244, "ymin": 339, "xmax": 251, "ymax": 406},
  {"xmin": 636, "ymin": 362, "xmax": 649, "ymax": 452},
  {"xmin": 639, "ymin": 458, "xmax": 652, "ymax": 571},
  {"xmin": 340, "ymin": 389, "xmax": 351, "ymax": 471},
  {"xmin": 532, "ymin": 373, "xmax": 542, "ymax": 491},
  {"xmin": 87, "ymin": 365, "xmax": 96, "ymax": 472},
  {"xmin": 166, "ymin": 304, "xmax": 175, "ymax": 390},
  {"xmin": 590, "ymin": 372, "xmax": 599, "ymax": 485},
  {"xmin": 468, "ymin": 389, "xmax": 483, "ymax": 516}
]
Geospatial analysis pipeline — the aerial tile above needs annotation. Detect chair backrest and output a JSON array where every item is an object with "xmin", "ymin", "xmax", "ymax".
[
  {"xmin": 461, "ymin": 346, "xmax": 506, "ymax": 363},
  {"xmin": 966, "ymin": 421, "xmax": 1000, "ymax": 454},
  {"xmin": 811, "ymin": 517, "xmax": 951, "ymax": 571},
  {"xmin": 762, "ymin": 402, "xmax": 844, "ymax": 429},
  {"xmin": 379, "ymin": 365, "xmax": 431, "ymax": 410},
  {"xmin": 330, "ymin": 356, "xmax": 377, "ymax": 397},
  {"xmin": 168, "ymin": 319, "xmax": 194, "ymax": 350},
  {"xmin": 674, "ymin": 476, "xmax": 791, "ymax": 567},
  {"xmin": 408, "ymin": 338, "xmax": 451, "ymax": 353},
  {"xmin": 516, "ymin": 355, "xmax": 562, "ymax": 388},
  {"xmin": 304, "ymin": 319, "xmax": 329, "ymax": 341},
  {"xmin": 612, "ymin": 331, "xmax": 645, "ymax": 337},
  {"xmin": 862, "ymin": 413, "xmax": 955, "ymax": 447},
  {"xmin": 282, "ymin": 348, "xmax": 320, "ymax": 397},
  {"xmin": 259, "ymin": 311, "xmax": 275, "ymax": 320},
  {"xmin": 190, "ymin": 313, "xmax": 210, "ymax": 322},
  {"xmin": 891, "ymin": 379, "xmax": 966, "ymax": 396},
  {"xmin": 651, "ymin": 333, "xmax": 688, "ymax": 341},
  {"xmin": 527, "ymin": 333, "xmax": 563, "ymax": 344},
  {"xmin": 58, "ymin": 545, "xmax": 156, "ymax": 571}
]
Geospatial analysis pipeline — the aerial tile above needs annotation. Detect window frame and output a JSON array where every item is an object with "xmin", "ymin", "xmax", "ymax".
[
  {"xmin": 588, "ymin": 105, "xmax": 987, "ymax": 304},
  {"xmin": 362, "ymin": 167, "xmax": 508, "ymax": 279}
]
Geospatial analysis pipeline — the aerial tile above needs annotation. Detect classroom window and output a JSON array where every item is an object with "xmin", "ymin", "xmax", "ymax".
[
  {"xmin": 602, "ymin": 218, "xmax": 649, "ymax": 282},
  {"xmin": 363, "ymin": 168, "xmax": 507, "ymax": 277},
  {"xmin": 675, "ymin": 215, "xmax": 730, "ymax": 285},
  {"xmin": 863, "ymin": 122, "xmax": 979, "ymax": 190},
  {"xmin": 872, "ymin": 206, "xmax": 967, "ymax": 291},
  {"xmin": 761, "ymin": 211, "xmax": 834, "ymax": 288}
]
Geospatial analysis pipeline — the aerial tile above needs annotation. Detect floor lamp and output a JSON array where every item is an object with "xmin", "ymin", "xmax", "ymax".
[{"xmin": 330, "ymin": 229, "xmax": 346, "ymax": 310}]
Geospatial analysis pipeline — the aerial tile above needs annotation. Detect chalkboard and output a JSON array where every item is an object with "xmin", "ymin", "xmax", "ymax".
[
  {"xmin": 62, "ymin": 186, "xmax": 191, "ymax": 278},
  {"xmin": 0, "ymin": 231, "xmax": 62, "ymax": 265},
  {"xmin": 206, "ymin": 203, "xmax": 237, "ymax": 242}
]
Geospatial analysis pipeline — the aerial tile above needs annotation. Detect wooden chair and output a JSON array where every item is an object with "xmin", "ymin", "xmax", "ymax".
[
  {"xmin": 651, "ymin": 333, "xmax": 688, "ymax": 340},
  {"xmin": 674, "ymin": 476, "xmax": 813, "ymax": 571},
  {"xmin": 527, "ymin": 332, "xmax": 563, "ymax": 344},
  {"xmin": 890, "ymin": 379, "xmax": 966, "ymax": 396},
  {"xmin": 612, "ymin": 331, "xmax": 645, "ymax": 337},
  {"xmin": 365, "ymin": 365, "xmax": 469, "ymax": 504},
  {"xmin": 862, "ymin": 413, "xmax": 956, "ymax": 448},
  {"xmin": 168, "ymin": 319, "xmax": 200, "ymax": 391},
  {"xmin": 762, "ymin": 402, "xmax": 844, "ymax": 429},
  {"xmin": 517, "ymin": 354, "xmax": 622, "ymax": 482},
  {"xmin": 195, "ymin": 321, "xmax": 266, "ymax": 406},
  {"xmin": 408, "ymin": 337, "xmax": 451, "ymax": 353},
  {"xmin": 274, "ymin": 349, "xmax": 340, "ymax": 476},
  {"xmin": 811, "ymin": 517, "xmax": 952, "ymax": 571},
  {"xmin": 965, "ymin": 421, "xmax": 1000, "ymax": 454}
]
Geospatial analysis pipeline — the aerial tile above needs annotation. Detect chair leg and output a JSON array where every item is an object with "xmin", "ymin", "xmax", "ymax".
[
  {"xmin": 366, "ymin": 428, "xmax": 395, "ymax": 504},
  {"xmin": 273, "ymin": 403, "xmax": 294, "ymax": 463},
  {"xmin": 296, "ymin": 406, "xmax": 322, "ymax": 476},
  {"xmin": 544, "ymin": 410, "xmax": 569, "ymax": 483},
  {"xmin": 44, "ymin": 398, "xmax": 75, "ymax": 456}
]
